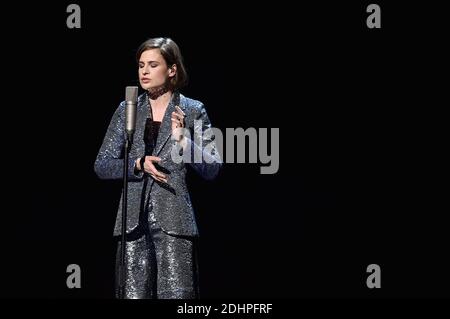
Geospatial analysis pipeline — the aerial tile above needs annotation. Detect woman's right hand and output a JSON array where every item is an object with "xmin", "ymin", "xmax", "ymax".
[{"xmin": 136, "ymin": 156, "xmax": 168, "ymax": 183}]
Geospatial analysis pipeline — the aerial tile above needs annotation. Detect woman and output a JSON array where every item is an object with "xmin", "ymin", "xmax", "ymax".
[{"xmin": 94, "ymin": 37, "xmax": 222, "ymax": 299}]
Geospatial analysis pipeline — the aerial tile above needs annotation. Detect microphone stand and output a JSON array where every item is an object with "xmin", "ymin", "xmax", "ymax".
[{"xmin": 118, "ymin": 133, "xmax": 133, "ymax": 299}]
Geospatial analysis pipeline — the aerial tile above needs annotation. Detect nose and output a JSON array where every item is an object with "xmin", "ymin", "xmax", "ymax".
[{"xmin": 141, "ymin": 64, "xmax": 150, "ymax": 76}]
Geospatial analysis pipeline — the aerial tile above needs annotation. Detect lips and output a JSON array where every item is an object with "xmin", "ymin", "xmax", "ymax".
[{"xmin": 141, "ymin": 78, "xmax": 150, "ymax": 83}]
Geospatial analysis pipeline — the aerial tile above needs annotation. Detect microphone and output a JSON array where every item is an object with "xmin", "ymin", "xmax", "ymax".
[{"xmin": 125, "ymin": 86, "xmax": 138, "ymax": 142}]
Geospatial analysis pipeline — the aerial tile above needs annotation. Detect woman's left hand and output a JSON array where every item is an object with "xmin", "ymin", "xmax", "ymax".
[{"xmin": 171, "ymin": 105, "xmax": 185, "ymax": 142}]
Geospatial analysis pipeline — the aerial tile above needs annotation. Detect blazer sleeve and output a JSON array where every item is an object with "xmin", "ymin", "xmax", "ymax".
[
  {"xmin": 94, "ymin": 102, "xmax": 144, "ymax": 181},
  {"xmin": 182, "ymin": 103, "xmax": 223, "ymax": 180}
]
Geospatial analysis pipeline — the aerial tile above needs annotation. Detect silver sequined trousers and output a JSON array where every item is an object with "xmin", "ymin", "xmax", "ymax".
[{"xmin": 115, "ymin": 205, "xmax": 199, "ymax": 299}]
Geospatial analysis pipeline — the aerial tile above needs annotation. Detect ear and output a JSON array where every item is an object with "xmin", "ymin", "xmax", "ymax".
[{"xmin": 168, "ymin": 64, "xmax": 177, "ymax": 78}]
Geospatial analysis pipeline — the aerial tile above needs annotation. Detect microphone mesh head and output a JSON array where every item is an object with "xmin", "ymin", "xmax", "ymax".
[{"xmin": 126, "ymin": 86, "xmax": 138, "ymax": 102}]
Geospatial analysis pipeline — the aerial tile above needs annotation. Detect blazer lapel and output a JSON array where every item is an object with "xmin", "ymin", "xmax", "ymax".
[
  {"xmin": 134, "ymin": 94, "xmax": 149, "ymax": 152},
  {"xmin": 153, "ymin": 91, "xmax": 180, "ymax": 156}
]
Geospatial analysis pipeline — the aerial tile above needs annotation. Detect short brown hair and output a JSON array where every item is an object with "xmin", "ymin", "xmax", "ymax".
[{"xmin": 136, "ymin": 37, "xmax": 188, "ymax": 90}]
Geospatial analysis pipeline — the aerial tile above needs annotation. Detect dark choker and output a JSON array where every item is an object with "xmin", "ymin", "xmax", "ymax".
[{"xmin": 147, "ymin": 85, "xmax": 170, "ymax": 100}]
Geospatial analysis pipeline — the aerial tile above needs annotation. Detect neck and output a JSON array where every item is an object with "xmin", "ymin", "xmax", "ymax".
[
  {"xmin": 151, "ymin": 91, "xmax": 172, "ymax": 108},
  {"xmin": 148, "ymin": 83, "xmax": 171, "ymax": 100}
]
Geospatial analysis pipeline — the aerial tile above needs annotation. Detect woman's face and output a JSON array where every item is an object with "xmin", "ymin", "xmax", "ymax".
[{"xmin": 138, "ymin": 49, "xmax": 176, "ymax": 91}]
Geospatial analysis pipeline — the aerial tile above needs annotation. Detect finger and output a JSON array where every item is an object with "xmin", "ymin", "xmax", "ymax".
[
  {"xmin": 159, "ymin": 176, "xmax": 168, "ymax": 183},
  {"xmin": 149, "ymin": 166, "xmax": 166, "ymax": 179},
  {"xmin": 150, "ymin": 171, "xmax": 167, "ymax": 180},
  {"xmin": 144, "ymin": 158, "xmax": 162, "ymax": 173},
  {"xmin": 151, "ymin": 173, "xmax": 167, "ymax": 183},
  {"xmin": 171, "ymin": 119, "xmax": 184, "ymax": 128},
  {"xmin": 144, "ymin": 162, "xmax": 164, "ymax": 178},
  {"xmin": 149, "ymin": 165, "xmax": 167, "ymax": 179},
  {"xmin": 175, "ymin": 105, "xmax": 185, "ymax": 116},
  {"xmin": 147, "ymin": 156, "xmax": 161, "ymax": 163},
  {"xmin": 146, "ymin": 162, "xmax": 167, "ymax": 183},
  {"xmin": 171, "ymin": 112, "xmax": 184, "ymax": 122}
]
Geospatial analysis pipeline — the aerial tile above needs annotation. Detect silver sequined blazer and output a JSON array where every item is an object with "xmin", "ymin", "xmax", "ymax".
[{"xmin": 94, "ymin": 92, "xmax": 222, "ymax": 237}]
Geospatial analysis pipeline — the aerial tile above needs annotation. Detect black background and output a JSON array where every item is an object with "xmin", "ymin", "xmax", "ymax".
[{"xmin": 1, "ymin": 1, "xmax": 447, "ymax": 299}]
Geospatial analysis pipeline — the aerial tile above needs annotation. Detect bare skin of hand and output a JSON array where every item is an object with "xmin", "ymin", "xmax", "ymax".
[
  {"xmin": 171, "ymin": 105, "xmax": 188, "ymax": 149},
  {"xmin": 171, "ymin": 105, "xmax": 185, "ymax": 142},
  {"xmin": 136, "ymin": 156, "xmax": 167, "ymax": 183}
]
